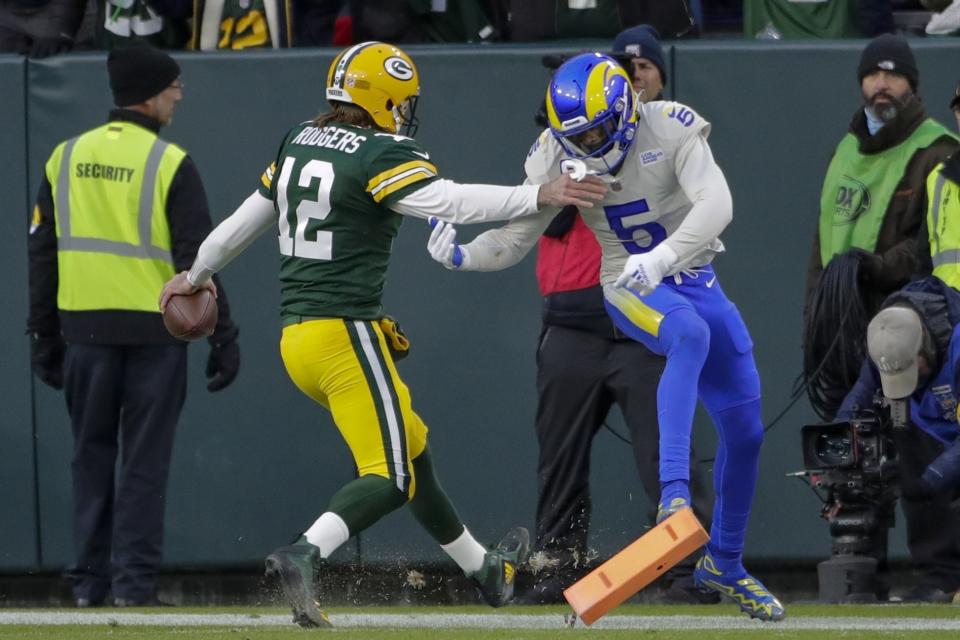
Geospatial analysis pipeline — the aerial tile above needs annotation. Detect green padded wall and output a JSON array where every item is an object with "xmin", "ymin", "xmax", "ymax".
[
  {"xmin": 5, "ymin": 39, "xmax": 960, "ymax": 573},
  {"xmin": 0, "ymin": 56, "xmax": 36, "ymax": 571}
]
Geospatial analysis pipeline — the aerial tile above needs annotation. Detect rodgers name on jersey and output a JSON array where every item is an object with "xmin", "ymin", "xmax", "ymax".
[
  {"xmin": 259, "ymin": 122, "xmax": 439, "ymax": 321},
  {"xmin": 525, "ymin": 101, "xmax": 726, "ymax": 286}
]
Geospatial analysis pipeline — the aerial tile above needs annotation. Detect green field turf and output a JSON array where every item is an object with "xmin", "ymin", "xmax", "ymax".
[
  {"xmin": 3, "ymin": 631, "xmax": 960, "ymax": 640},
  {"xmin": 1, "ymin": 604, "xmax": 958, "ymax": 639}
]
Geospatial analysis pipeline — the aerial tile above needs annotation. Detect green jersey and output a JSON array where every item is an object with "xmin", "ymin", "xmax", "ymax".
[{"xmin": 259, "ymin": 122, "xmax": 439, "ymax": 321}]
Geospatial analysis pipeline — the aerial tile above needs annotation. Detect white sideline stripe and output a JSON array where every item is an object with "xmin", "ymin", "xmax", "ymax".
[{"xmin": 2, "ymin": 613, "xmax": 960, "ymax": 630}]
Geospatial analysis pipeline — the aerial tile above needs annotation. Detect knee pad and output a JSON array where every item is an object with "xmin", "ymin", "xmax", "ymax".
[
  {"xmin": 659, "ymin": 307, "xmax": 710, "ymax": 364},
  {"xmin": 714, "ymin": 400, "xmax": 764, "ymax": 454}
]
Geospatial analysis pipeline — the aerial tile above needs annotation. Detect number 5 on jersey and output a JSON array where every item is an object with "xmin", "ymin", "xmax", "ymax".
[
  {"xmin": 604, "ymin": 198, "xmax": 666, "ymax": 255},
  {"xmin": 277, "ymin": 156, "xmax": 335, "ymax": 260}
]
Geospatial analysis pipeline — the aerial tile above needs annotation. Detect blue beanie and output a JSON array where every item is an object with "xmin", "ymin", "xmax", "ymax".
[{"xmin": 611, "ymin": 24, "xmax": 667, "ymax": 87}]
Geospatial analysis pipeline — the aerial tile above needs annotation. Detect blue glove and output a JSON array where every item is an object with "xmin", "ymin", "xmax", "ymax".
[{"xmin": 427, "ymin": 217, "xmax": 468, "ymax": 269}]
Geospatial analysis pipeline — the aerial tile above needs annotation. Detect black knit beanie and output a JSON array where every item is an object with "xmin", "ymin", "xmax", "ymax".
[
  {"xmin": 611, "ymin": 24, "xmax": 667, "ymax": 87},
  {"xmin": 857, "ymin": 34, "xmax": 918, "ymax": 91},
  {"xmin": 107, "ymin": 42, "xmax": 180, "ymax": 107}
]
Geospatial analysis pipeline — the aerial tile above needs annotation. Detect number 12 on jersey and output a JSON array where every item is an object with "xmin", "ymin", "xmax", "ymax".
[{"xmin": 277, "ymin": 156, "xmax": 335, "ymax": 260}]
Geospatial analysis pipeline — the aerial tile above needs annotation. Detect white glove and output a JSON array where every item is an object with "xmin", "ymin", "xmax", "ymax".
[
  {"xmin": 614, "ymin": 243, "xmax": 679, "ymax": 295},
  {"xmin": 427, "ymin": 217, "xmax": 471, "ymax": 270}
]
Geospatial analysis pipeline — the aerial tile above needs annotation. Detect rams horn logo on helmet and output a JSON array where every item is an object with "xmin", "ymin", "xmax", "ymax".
[{"xmin": 385, "ymin": 57, "xmax": 414, "ymax": 81}]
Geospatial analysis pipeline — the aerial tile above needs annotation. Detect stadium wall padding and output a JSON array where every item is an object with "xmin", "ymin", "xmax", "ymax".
[
  {"xmin": 0, "ymin": 56, "xmax": 37, "ymax": 572},
  {"xmin": 3, "ymin": 40, "xmax": 959, "ymax": 572}
]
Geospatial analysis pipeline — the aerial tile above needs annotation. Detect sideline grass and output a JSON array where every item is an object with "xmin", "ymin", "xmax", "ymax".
[
  {"xmin": 1, "ymin": 604, "xmax": 958, "ymax": 640},
  {"xmin": 2, "ymin": 628, "xmax": 960, "ymax": 640},
  {"xmin": 13, "ymin": 603, "xmax": 955, "ymax": 617},
  {"xmin": 3, "ymin": 631, "xmax": 960, "ymax": 640}
]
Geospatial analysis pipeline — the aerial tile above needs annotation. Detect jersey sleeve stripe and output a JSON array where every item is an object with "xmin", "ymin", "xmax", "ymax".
[
  {"xmin": 369, "ymin": 169, "xmax": 436, "ymax": 203},
  {"xmin": 367, "ymin": 160, "xmax": 438, "ymax": 195},
  {"xmin": 260, "ymin": 162, "xmax": 276, "ymax": 189}
]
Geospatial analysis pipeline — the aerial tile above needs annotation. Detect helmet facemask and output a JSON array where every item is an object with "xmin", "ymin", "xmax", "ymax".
[
  {"xmin": 554, "ymin": 108, "xmax": 636, "ymax": 174},
  {"xmin": 392, "ymin": 95, "xmax": 420, "ymax": 137}
]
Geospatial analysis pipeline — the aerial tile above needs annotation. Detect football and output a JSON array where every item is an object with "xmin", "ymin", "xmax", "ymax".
[{"xmin": 163, "ymin": 288, "xmax": 218, "ymax": 341}]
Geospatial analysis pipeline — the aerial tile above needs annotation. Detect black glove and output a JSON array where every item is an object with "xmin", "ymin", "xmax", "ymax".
[
  {"xmin": 27, "ymin": 34, "xmax": 74, "ymax": 59},
  {"xmin": 846, "ymin": 247, "xmax": 883, "ymax": 284},
  {"xmin": 899, "ymin": 477, "xmax": 935, "ymax": 501},
  {"xmin": 30, "ymin": 333, "xmax": 66, "ymax": 390},
  {"xmin": 206, "ymin": 338, "xmax": 239, "ymax": 392}
]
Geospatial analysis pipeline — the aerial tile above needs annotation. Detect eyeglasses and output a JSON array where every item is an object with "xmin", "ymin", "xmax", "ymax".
[{"xmin": 169, "ymin": 80, "xmax": 185, "ymax": 92}]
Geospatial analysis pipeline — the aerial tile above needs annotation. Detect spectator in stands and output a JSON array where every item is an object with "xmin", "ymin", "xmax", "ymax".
[
  {"xmin": 91, "ymin": 0, "xmax": 192, "ymax": 49},
  {"xmin": 0, "ymin": 0, "xmax": 83, "ymax": 57},
  {"xmin": 368, "ymin": 0, "xmax": 498, "ymax": 43},
  {"xmin": 293, "ymin": 0, "xmax": 347, "ymax": 46},
  {"xmin": 805, "ymin": 34, "xmax": 960, "ymax": 603},
  {"xmin": 744, "ymin": 0, "xmax": 893, "ymax": 38},
  {"xmin": 509, "ymin": 0, "xmax": 694, "ymax": 41},
  {"xmin": 520, "ymin": 24, "xmax": 714, "ymax": 606},
  {"xmin": 189, "ymin": 0, "xmax": 295, "ymax": 49},
  {"xmin": 925, "ymin": 0, "xmax": 960, "ymax": 35}
]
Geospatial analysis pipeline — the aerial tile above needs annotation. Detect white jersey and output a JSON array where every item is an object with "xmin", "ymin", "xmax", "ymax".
[{"xmin": 462, "ymin": 100, "xmax": 734, "ymax": 286}]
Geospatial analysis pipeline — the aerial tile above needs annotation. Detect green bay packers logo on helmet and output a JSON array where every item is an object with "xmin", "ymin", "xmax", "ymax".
[
  {"xmin": 384, "ymin": 56, "xmax": 414, "ymax": 81},
  {"xmin": 326, "ymin": 42, "xmax": 421, "ymax": 135}
]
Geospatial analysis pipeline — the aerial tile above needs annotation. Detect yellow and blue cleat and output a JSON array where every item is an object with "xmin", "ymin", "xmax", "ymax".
[
  {"xmin": 656, "ymin": 496, "xmax": 691, "ymax": 524},
  {"xmin": 693, "ymin": 554, "xmax": 786, "ymax": 622}
]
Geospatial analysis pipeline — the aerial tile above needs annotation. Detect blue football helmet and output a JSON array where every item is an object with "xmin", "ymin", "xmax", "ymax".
[{"xmin": 545, "ymin": 53, "xmax": 638, "ymax": 175}]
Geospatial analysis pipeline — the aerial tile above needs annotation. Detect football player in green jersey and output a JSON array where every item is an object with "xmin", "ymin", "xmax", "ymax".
[{"xmin": 159, "ymin": 41, "xmax": 605, "ymax": 627}]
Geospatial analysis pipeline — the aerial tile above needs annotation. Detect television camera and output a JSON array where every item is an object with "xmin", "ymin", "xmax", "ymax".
[{"xmin": 789, "ymin": 397, "xmax": 905, "ymax": 602}]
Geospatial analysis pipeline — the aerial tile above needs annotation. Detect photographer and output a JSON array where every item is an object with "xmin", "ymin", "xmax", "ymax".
[{"xmin": 837, "ymin": 277, "xmax": 960, "ymax": 603}]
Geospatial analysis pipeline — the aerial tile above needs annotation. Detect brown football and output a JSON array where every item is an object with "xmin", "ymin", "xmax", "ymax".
[{"xmin": 163, "ymin": 288, "xmax": 218, "ymax": 341}]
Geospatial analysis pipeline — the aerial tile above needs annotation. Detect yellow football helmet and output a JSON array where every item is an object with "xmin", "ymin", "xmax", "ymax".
[{"xmin": 325, "ymin": 41, "xmax": 420, "ymax": 135}]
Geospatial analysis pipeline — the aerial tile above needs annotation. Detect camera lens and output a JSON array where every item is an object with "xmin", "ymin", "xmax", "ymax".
[{"xmin": 816, "ymin": 432, "xmax": 853, "ymax": 468}]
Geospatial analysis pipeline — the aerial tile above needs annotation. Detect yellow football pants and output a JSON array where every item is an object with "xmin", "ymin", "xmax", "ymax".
[{"xmin": 280, "ymin": 318, "xmax": 428, "ymax": 497}]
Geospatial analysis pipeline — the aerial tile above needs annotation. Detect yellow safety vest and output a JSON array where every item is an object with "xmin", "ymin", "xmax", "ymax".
[
  {"xmin": 45, "ymin": 121, "xmax": 186, "ymax": 313},
  {"xmin": 927, "ymin": 160, "xmax": 960, "ymax": 290}
]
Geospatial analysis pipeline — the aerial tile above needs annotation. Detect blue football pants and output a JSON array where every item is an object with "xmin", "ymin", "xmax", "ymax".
[{"xmin": 604, "ymin": 267, "xmax": 763, "ymax": 560}]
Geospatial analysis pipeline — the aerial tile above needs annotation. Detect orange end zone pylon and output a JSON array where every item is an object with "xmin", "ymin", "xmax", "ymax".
[{"xmin": 562, "ymin": 508, "xmax": 709, "ymax": 625}]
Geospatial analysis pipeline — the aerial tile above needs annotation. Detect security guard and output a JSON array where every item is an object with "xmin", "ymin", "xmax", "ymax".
[
  {"xmin": 928, "ymin": 83, "xmax": 960, "ymax": 290},
  {"xmin": 27, "ymin": 42, "xmax": 240, "ymax": 607}
]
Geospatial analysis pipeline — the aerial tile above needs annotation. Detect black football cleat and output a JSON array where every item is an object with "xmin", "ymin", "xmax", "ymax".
[
  {"xmin": 469, "ymin": 527, "xmax": 531, "ymax": 607},
  {"xmin": 264, "ymin": 536, "xmax": 332, "ymax": 628}
]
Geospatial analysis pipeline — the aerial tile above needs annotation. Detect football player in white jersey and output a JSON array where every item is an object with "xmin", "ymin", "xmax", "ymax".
[{"xmin": 427, "ymin": 53, "xmax": 785, "ymax": 621}]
